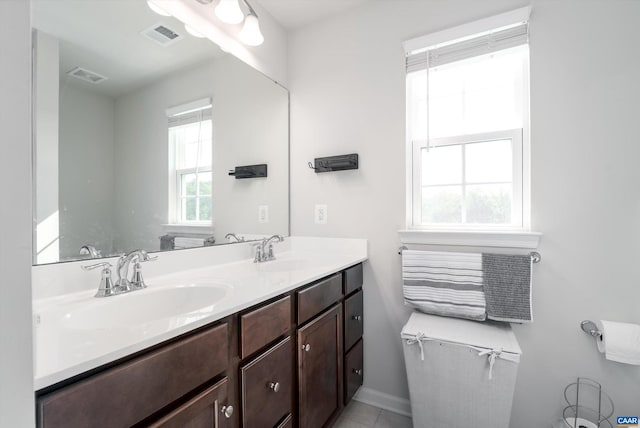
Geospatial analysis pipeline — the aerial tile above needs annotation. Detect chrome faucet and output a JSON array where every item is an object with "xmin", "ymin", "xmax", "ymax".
[
  {"xmin": 116, "ymin": 249, "xmax": 156, "ymax": 291},
  {"xmin": 225, "ymin": 233, "xmax": 245, "ymax": 243},
  {"xmin": 81, "ymin": 250, "xmax": 156, "ymax": 298},
  {"xmin": 253, "ymin": 235, "xmax": 284, "ymax": 263},
  {"xmin": 79, "ymin": 244, "xmax": 100, "ymax": 258}
]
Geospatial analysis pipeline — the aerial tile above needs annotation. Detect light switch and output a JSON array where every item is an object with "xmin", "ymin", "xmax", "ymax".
[
  {"xmin": 315, "ymin": 204, "xmax": 328, "ymax": 224},
  {"xmin": 258, "ymin": 205, "xmax": 269, "ymax": 223}
]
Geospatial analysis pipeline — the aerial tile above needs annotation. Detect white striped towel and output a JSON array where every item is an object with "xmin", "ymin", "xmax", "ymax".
[{"xmin": 402, "ymin": 250, "xmax": 487, "ymax": 321}]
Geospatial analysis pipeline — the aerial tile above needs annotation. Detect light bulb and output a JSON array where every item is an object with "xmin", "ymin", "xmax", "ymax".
[
  {"xmin": 215, "ymin": 0, "xmax": 244, "ymax": 25},
  {"xmin": 147, "ymin": 0, "xmax": 171, "ymax": 17},
  {"xmin": 185, "ymin": 25, "xmax": 205, "ymax": 38},
  {"xmin": 239, "ymin": 14, "xmax": 264, "ymax": 46}
]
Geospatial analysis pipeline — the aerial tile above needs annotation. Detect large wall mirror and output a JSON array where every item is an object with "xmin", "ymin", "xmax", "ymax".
[{"xmin": 31, "ymin": 0, "xmax": 289, "ymax": 265}]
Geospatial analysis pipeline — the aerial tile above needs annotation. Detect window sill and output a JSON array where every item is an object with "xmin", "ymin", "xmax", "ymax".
[
  {"xmin": 398, "ymin": 229, "xmax": 541, "ymax": 249},
  {"xmin": 162, "ymin": 224, "xmax": 214, "ymax": 235}
]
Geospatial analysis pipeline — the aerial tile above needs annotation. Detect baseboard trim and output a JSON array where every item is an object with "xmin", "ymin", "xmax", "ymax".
[{"xmin": 353, "ymin": 387, "xmax": 412, "ymax": 417}]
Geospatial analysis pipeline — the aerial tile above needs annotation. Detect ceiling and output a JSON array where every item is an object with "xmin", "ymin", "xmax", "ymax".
[
  {"xmin": 255, "ymin": 0, "xmax": 370, "ymax": 30},
  {"xmin": 32, "ymin": 0, "xmax": 224, "ymax": 98}
]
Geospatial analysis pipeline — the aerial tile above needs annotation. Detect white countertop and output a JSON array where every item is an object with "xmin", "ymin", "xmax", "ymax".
[{"xmin": 33, "ymin": 237, "xmax": 367, "ymax": 391}]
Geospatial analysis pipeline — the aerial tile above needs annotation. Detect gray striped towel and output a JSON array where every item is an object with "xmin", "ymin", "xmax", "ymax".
[
  {"xmin": 482, "ymin": 253, "xmax": 532, "ymax": 323},
  {"xmin": 402, "ymin": 250, "xmax": 487, "ymax": 321}
]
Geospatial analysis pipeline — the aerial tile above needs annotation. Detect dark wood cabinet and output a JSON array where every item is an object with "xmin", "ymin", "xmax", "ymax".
[
  {"xmin": 298, "ymin": 304, "xmax": 343, "ymax": 428},
  {"xmin": 37, "ymin": 263, "xmax": 365, "ymax": 428},
  {"xmin": 240, "ymin": 295, "xmax": 292, "ymax": 359},
  {"xmin": 37, "ymin": 323, "xmax": 228, "ymax": 428},
  {"xmin": 241, "ymin": 337, "xmax": 293, "ymax": 428},
  {"xmin": 344, "ymin": 290, "xmax": 364, "ymax": 351},
  {"xmin": 148, "ymin": 378, "xmax": 232, "ymax": 428},
  {"xmin": 344, "ymin": 264, "xmax": 363, "ymax": 295},
  {"xmin": 344, "ymin": 339, "xmax": 364, "ymax": 404},
  {"xmin": 297, "ymin": 273, "xmax": 343, "ymax": 324}
]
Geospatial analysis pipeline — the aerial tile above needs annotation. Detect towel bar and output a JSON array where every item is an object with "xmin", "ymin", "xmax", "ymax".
[
  {"xmin": 580, "ymin": 320, "xmax": 603, "ymax": 340},
  {"xmin": 398, "ymin": 246, "xmax": 542, "ymax": 263}
]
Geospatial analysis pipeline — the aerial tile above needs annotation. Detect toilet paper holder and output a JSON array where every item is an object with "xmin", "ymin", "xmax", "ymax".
[{"xmin": 580, "ymin": 320, "xmax": 603, "ymax": 341}]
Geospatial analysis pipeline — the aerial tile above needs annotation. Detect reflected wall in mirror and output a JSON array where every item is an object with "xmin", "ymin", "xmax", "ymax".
[{"xmin": 31, "ymin": 0, "xmax": 289, "ymax": 265}]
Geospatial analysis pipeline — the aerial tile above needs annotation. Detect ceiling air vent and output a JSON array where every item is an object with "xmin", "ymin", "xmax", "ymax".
[
  {"xmin": 67, "ymin": 67, "xmax": 108, "ymax": 84},
  {"xmin": 141, "ymin": 23, "xmax": 183, "ymax": 47}
]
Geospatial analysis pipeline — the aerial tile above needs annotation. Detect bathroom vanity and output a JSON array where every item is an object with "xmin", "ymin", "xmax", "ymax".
[{"xmin": 33, "ymin": 239, "xmax": 366, "ymax": 428}]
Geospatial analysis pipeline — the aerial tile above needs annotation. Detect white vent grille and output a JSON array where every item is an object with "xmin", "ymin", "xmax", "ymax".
[
  {"xmin": 67, "ymin": 67, "xmax": 108, "ymax": 84},
  {"xmin": 141, "ymin": 23, "xmax": 183, "ymax": 46}
]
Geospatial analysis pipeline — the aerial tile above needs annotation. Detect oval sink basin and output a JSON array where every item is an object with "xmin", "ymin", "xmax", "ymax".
[
  {"xmin": 64, "ymin": 283, "xmax": 230, "ymax": 330},
  {"xmin": 258, "ymin": 258, "xmax": 310, "ymax": 272}
]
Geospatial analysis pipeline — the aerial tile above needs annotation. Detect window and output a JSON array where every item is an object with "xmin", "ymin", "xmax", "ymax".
[
  {"xmin": 406, "ymin": 12, "xmax": 530, "ymax": 231},
  {"xmin": 168, "ymin": 98, "xmax": 213, "ymax": 224}
]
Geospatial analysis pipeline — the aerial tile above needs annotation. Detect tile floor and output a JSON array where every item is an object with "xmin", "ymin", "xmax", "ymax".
[{"xmin": 333, "ymin": 401, "xmax": 412, "ymax": 428}]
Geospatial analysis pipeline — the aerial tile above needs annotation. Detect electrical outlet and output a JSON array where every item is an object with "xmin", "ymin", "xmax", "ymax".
[
  {"xmin": 258, "ymin": 205, "xmax": 269, "ymax": 223},
  {"xmin": 315, "ymin": 204, "xmax": 328, "ymax": 224}
]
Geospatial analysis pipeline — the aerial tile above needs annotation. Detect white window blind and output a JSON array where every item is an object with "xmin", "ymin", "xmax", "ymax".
[
  {"xmin": 406, "ymin": 22, "xmax": 528, "ymax": 73},
  {"xmin": 167, "ymin": 97, "xmax": 213, "ymax": 127}
]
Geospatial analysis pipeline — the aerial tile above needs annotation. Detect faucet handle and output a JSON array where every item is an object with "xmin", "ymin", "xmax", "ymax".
[
  {"xmin": 81, "ymin": 261, "xmax": 112, "ymax": 271},
  {"xmin": 139, "ymin": 254, "xmax": 158, "ymax": 262},
  {"xmin": 81, "ymin": 262, "xmax": 118, "ymax": 298},
  {"xmin": 131, "ymin": 262, "xmax": 148, "ymax": 290}
]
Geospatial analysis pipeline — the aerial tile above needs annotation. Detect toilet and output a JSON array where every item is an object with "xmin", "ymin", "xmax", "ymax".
[{"xmin": 401, "ymin": 311, "xmax": 522, "ymax": 428}]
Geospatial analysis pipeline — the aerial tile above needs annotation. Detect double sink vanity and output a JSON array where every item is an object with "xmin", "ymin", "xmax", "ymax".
[{"xmin": 33, "ymin": 237, "xmax": 368, "ymax": 427}]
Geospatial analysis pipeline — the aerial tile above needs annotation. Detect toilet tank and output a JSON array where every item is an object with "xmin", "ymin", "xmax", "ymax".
[{"xmin": 401, "ymin": 312, "xmax": 522, "ymax": 428}]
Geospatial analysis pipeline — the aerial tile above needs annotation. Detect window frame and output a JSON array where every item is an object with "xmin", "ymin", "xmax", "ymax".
[
  {"xmin": 406, "ymin": 44, "xmax": 531, "ymax": 232},
  {"xmin": 411, "ymin": 129, "xmax": 524, "ymax": 230},
  {"xmin": 174, "ymin": 166, "xmax": 213, "ymax": 224},
  {"xmin": 167, "ymin": 115, "xmax": 213, "ymax": 226}
]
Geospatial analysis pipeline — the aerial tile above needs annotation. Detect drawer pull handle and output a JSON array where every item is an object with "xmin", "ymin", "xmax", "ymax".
[
  {"xmin": 268, "ymin": 381, "xmax": 280, "ymax": 392},
  {"xmin": 221, "ymin": 405, "xmax": 234, "ymax": 418},
  {"xmin": 302, "ymin": 343, "xmax": 311, "ymax": 352},
  {"xmin": 352, "ymin": 368, "xmax": 363, "ymax": 376},
  {"xmin": 352, "ymin": 315, "xmax": 362, "ymax": 321}
]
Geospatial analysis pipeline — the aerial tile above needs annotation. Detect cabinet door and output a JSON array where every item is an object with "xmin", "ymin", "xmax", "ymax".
[
  {"xmin": 241, "ymin": 337, "xmax": 293, "ymax": 428},
  {"xmin": 148, "ymin": 378, "xmax": 233, "ymax": 428},
  {"xmin": 297, "ymin": 304, "xmax": 342, "ymax": 428}
]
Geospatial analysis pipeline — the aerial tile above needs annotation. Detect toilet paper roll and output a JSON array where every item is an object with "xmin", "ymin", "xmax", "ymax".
[{"xmin": 596, "ymin": 320, "xmax": 640, "ymax": 365}]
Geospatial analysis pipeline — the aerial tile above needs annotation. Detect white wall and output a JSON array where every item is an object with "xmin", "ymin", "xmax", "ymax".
[
  {"xmin": 0, "ymin": 0, "xmax": 35, "ymax": 426},
  {"xmin": 58, "ymin": 83, "xmax": 116, "ymax": 260},
  {"xmin": 114, "ymin": 55, "xmax": 288, "ymax": 251},
  {"xmin": 288, "ymin": 0, "xmax": 640, "ymax": 424}
]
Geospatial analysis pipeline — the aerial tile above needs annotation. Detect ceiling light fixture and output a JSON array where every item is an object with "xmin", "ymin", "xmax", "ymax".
[
  {"xmin": 239, "ymin": 11, "xmax": 264, "ymax": 46},
  {"xmin": 215, "ymin": 0, "xmax": 244, "ymax": 25},
  {"xmin": 146, "ymin": 0, "xmax": 171, "ymax": 16}
]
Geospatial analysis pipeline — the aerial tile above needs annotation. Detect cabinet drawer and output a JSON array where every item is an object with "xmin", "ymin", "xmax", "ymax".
[
  {"xmin": 344, "ymin": 339, "xmax": 364, "ymax": 404},
  {"xmin": 148, "ymin": 378, "xmax": 232, "ymax": 428},
  {"xmin": 38, "ymin": 323, "xmax": 228, "ymax": 428},
  {"xmin": 344, "ymin": 264, "xmax": 363, "ymax": 295},
  {"xmin": 297, "ymin": 273, "xmax": 342, "ymax": 324},
  {"xmin": 241, "ymin": 295, "xmax": 291, "ymax": 359},
  {"xmin": 344, "ymin": 289, "xmax": 364, "ymax": 351},
  {"xmin": 277, "ymin": 414, "xmax": 293, "ymax": 428},
  {"xmin": 241, "ymin": 337, "xmax": 293, "ymax": 428}
]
